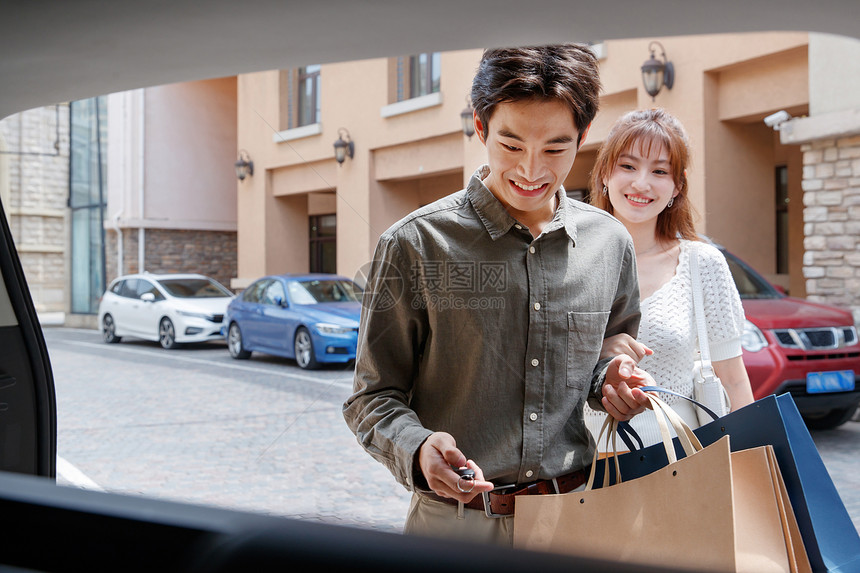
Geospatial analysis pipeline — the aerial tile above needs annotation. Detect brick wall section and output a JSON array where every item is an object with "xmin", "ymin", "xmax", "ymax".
[
  {"xmin": 105, "ymin": 228, "xmax": 237, "ymax": 293},
  {"xmin": 801, "ymin": 134, "xmax": 860, "ymax": 324}
]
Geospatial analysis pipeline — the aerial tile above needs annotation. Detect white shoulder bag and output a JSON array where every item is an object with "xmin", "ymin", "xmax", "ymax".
[{"xmin": 690, "ymin": 244, "xmax": 731, "ymax": 425}]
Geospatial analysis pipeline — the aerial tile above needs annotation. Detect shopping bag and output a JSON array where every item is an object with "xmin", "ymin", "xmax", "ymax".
[
  {"xmin": 602, "ymin": 391, "xmax": 860, "ymax": 572},
  {"xmin": 514, "ymin": 395, "xmax": 810, "ymax": 572}
]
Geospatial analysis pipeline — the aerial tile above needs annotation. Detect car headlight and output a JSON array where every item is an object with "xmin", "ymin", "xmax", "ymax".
[
  {"xmin": 177, "ymin": 310, "xmax": 213, "ymax": 320},
  {"xmin": 741, "ymin": 319, "xmax": 768, "ymax": 352},
  {"xmin": 315, "ymin": 323, "xmax": 353, "ymax": 334}
]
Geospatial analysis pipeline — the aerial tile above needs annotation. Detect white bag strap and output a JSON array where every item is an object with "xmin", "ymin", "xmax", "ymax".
[{"xmin": 690, "ymin": 243, "xmax": 716, "ymax": 380}]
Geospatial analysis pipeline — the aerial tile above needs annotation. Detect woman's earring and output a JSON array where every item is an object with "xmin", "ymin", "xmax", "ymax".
[
  {"xmin": 667, "ymin": 196, "xmax": 674, "ymax": 208},
  {"xmin": 602, "ymin": 185, "xmax": 608, "ymax": 196}
]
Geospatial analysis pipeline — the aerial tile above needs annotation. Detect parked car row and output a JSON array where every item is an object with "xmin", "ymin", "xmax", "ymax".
[
  {"xmin": 97, "ymin": 255, "xmax": 859, "ymax": 427},
  {"xmin": 97, "ymin": 272, "xmax": 363, "ymax": 370}
]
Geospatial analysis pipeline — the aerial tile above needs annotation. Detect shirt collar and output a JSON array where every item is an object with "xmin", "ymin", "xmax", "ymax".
[{"xmin": 467, "ymin": 165, "xmax": 578, "ymax": 244}]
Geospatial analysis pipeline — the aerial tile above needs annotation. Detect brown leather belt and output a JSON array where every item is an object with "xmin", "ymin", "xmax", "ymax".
[{"xmin": 423, "ymin": 467, "xmax": 590, "ymax": 518}]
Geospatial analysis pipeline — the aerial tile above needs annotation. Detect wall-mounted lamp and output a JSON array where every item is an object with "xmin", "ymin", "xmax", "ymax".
[
  {"xmin": 461, "ymin": 97, "xmax": 475, "ymax": 139},
  {"xmin": 641, "ymin": 41, "xmax": 675, "ymax": 101},
  {"xmin": 234, "ymin": 149, "xmax": 254, "ymax": 181},
  {"xmin": 333, "ymin": 128, "xmax": 355, "ymax": 164}
]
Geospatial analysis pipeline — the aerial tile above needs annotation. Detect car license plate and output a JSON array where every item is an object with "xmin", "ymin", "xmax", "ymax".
[{"xmin": 806, "ymin": 370, "xmax": 855, "ymax": 394}]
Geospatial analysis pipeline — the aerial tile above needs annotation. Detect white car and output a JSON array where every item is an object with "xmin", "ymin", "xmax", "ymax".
[{"xmin": 97, "ymin": 273, "xmax": 234, "ymax": 349}]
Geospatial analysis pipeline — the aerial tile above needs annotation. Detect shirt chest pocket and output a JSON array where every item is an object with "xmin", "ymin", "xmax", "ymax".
[{"xmin": 566, "ymin": 311, "xmax": 610, "ymax": 389}]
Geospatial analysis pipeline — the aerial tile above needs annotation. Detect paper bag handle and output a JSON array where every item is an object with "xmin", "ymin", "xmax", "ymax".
[{"xmin": 585, "ymin": 393, "xmax": 705, "ymax": 490}]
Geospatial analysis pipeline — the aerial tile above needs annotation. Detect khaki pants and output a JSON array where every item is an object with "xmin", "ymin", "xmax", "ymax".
[{"xmin": 403, "ymin": 493, "xmax": 514, "ymax": 546}]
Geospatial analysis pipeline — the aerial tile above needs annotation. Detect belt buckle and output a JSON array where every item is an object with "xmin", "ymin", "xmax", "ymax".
[{"xmin": 482, "ymin": 484, "xmax": 516, "ymax": 519}]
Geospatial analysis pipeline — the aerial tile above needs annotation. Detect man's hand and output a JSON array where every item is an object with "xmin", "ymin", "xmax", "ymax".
[
  {"xmin": 418, "ymin": 432, "xmax": 494, "ymax": 503},
  {"xmin": 601, "ymin": 354, "xmax": 654, "ymax": 421},
  {"xmin": 600, "ymin": 333, "xmax": 653, "ymax": 362}
]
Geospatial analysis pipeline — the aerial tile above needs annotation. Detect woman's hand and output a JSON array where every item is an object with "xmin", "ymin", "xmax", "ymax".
[
  {"xmin": 600, "ymin": 333, "xmax": 653, "ymax": 362},
  {"xmin": 601, "ymin": 354, "xmax": 654, "ymax": 421}
]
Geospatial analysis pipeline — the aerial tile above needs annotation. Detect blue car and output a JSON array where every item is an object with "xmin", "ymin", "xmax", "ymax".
[{"xmin": 223, "ymin": 273, "xmax": 362, "ymax": 369}]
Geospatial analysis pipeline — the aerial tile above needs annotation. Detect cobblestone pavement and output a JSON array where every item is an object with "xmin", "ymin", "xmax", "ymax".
[
  {"xmin": 45, "ymin": 327, "xmax": 859, "ymax": 536},
  {"xmin": 48, "ymin": 327, "xmax": 411, "ymax": 534}
]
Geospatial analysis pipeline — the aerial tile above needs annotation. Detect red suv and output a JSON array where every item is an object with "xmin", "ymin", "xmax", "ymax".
[{"xmin": 721, "ymin": 247, "xmax": 860, "ymax": 429}]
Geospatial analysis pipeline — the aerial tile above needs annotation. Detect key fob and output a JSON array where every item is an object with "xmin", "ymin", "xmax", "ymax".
[{"xmin": 454, "ymin": 466, "xmax": 475, "ymax": 480}]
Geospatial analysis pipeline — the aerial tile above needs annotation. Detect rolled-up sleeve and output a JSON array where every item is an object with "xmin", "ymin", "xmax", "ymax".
[{"xmin": 342, "ymin": 235, "xmax": 432, "ymax": 491}]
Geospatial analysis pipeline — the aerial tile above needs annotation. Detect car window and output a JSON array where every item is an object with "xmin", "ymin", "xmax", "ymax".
[
  {"xmin": 287, "ymin": 281, "xmax": 318, "ymax": 305},
  {"xmin": 136, "ymin": 279, "xmax": 164, "ymax": 301},
  {"xmin": 242, "ymin": 280, "xmax": 269, "ymax": 303},
  {"xmin": 288, "ymin": 279, "xmax": 361, "ymax": 304},
  {"xmin": 159, "ymin": 278, "xmax": 232, "ymax": 298},
  {"xmin": 262, "ymin": 281, "xmax": 286, "ymax": 306},
  {"xmin": 721, "ymin": 250, "xmax": 782, "ymax": 299},
  {"xmin": 119, "ymin": 279, "xmax": 139, "ymax": 299},
  {"xmin": 109, "ymin": 280, "xmax": 123, "ymax": 295}
]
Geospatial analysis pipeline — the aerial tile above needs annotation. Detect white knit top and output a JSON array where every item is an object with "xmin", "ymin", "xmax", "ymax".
[{"xmin": 584, "ymin": 239, "xmax": 745, "ymax": 451}]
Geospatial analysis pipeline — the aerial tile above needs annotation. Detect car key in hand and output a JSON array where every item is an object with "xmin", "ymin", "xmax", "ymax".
[{"xmin": 454, "ymin": 466, "xmax": 475, "ymax": 480}]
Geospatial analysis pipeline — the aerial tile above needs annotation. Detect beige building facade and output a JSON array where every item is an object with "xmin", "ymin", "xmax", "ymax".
[
  {"xmin": 235, "ymin": 32, "xmax": 826, "ymax": 307},
  {"xmin": 104, "ymin": 78, "xmax": 239, "ymax": 293},
  {"xmin": 1, "ymin": 78, "xmax": 240, "ymax": 328},
  {"xmin": 4, "ymin": 31, "xmax": 860, "ymax": 327}
]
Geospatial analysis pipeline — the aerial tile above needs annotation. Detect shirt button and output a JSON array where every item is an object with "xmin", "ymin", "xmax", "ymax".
[
  {"xmin": 533, "ymin": 302, "xmax": 541, "ymax": 311},
  {"xmin": 529, "ymin": 246, "xmax": 535, "ymax": 254},
  {"xmin": 531, "ymin": 358, "xmax": 539, "ymax": 367},
  {"xmin": 525, "ymin": 470, "xmax": 534, "ymax": 478},
  {"xmin": 515, "ymin": 224, "xmax": 523, "ymax": 230},
  {"xmin": 529, "ymin": 412, "xmax": 538, "ymax": 421}
]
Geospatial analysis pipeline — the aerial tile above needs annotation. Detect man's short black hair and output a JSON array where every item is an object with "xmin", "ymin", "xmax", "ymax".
[{"xmin": 470, "ymin": 44, "xmax": 602, "ymax": 145}]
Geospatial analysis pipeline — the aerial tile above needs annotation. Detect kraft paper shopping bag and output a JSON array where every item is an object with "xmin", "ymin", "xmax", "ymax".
[{"xmin": 514, "ymin": 395, "xmax": 810, "ymax": 573}]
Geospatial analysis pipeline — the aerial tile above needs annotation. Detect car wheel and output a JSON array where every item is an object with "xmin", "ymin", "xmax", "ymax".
[
  {"xmin": 102, "ymin": 314, "xmax": 122, "ymax": 344},
  {"xmin": 803, "ymin": 407, "xmax": 856, "ymax": 430},
  {"xmin": 294, "ymin": 327, "xmax": 319, "ymax": 370},
  {"xmin": 159, "ymin": 317, "xmax": 178, "ymax": 349},
  {"xmin": 228, "ymin": 322, "xmax": 251, "ymax": 359}
]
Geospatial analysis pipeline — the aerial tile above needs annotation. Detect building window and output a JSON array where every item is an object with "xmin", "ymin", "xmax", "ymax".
[
  {"xmin": 69, "ymin": 96, "xmax": 107, "ymax": 315},
  {"xmin": 297, "ymin": 64, "xmax": 321, "ymax": 127},
  {"xmin": 775, "ymin": 165, "xmax": 789, "ymax": 274},
  {"xmin": 410, "ymin": 53, "xmax": 440, "ymax": 98},
  {"xmin": 396, "ymin": 53, "xmax": 441, "ymax": 102},
  {"xmin": 309, "ymin": 214, "xmax": 336, "ymax": 274}
]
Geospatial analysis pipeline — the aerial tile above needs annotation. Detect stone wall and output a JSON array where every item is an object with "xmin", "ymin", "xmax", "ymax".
[
  {"xmin": 801, "ymin": 134, "xmax": 860, "ymax": 324},
  {"xmin": 0, "ymin": 105, "xmax": 70, "ymax": 315}
]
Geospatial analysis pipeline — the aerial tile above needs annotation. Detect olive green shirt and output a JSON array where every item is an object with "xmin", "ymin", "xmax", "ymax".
[{"xmin": 343, "ymin": 166, "xmax": 640, "ymax": 492}]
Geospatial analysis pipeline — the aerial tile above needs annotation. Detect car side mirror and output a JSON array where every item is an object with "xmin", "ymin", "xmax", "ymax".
[
  {"xmin": 274, "ymin": 296, "xmax": 288, "ymax": 308},
  {"xmin": 140, "ymin": 293, "xmax": 156, "ymax": 303}
]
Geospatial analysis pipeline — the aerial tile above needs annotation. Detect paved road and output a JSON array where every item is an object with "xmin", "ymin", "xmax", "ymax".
[
  {"xmin": 45, "ymin": 326, "xmax": 859, "ymax": 536},
  {"xmin": 47, "ymin": 327, "xmax": 411, "ymax": 533}
]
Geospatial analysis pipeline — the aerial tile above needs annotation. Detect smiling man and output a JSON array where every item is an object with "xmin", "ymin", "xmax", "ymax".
[{"xmin": 343, "ymin": 44, "xmax": 652, "ymax": 545}]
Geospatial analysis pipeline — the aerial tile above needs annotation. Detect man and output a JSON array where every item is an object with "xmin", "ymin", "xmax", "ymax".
[{"xmin": 343, "ymin": 44, "xmax": 651, "ymax": 545}]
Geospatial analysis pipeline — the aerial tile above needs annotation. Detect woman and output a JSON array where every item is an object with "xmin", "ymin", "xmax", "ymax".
[{"xmin": 584, "ymin": 108, "xmax": 755, "ymax": 450}]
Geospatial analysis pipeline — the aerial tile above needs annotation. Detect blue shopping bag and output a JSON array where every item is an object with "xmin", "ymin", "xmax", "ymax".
[{"xmin": 592, "ymin": 392, "xmax": 860, "ymax": 573}]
